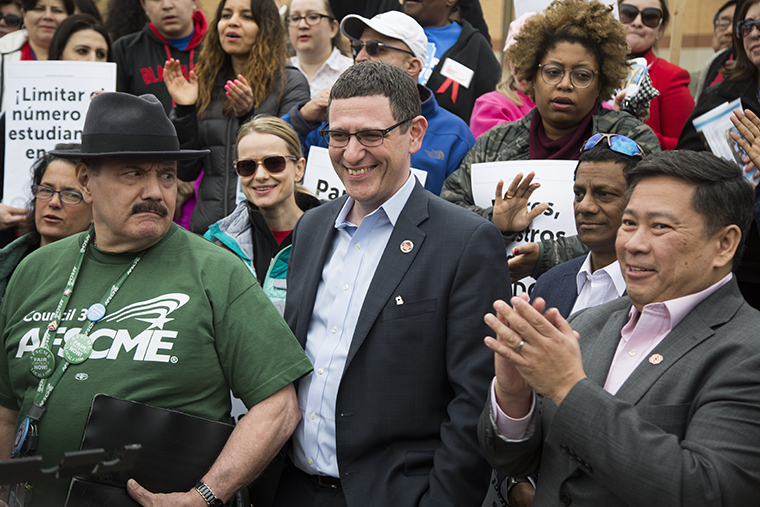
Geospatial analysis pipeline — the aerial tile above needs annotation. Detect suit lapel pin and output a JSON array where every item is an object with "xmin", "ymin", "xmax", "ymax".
[
  {"xmin": 395, "ymin": 296, "xmax": 404, "ymax": 305},
  {"xmin": 649, "ymin": 353, "xmax": 663, "ymax": 365},
  {"xmin": 400, "ymin": 240, "xmax": 414, "ymax": 253}
]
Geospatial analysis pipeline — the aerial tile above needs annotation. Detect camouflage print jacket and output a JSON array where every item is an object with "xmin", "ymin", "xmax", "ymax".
[{"xmin": 440, "ymin": 107, "xmax": 660, "ymax": 278}]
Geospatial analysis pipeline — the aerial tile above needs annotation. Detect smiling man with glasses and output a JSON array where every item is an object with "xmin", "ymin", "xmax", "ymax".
[
  {"xmin": 283, "ymin": 10, "xmax": 475, "ymax": 196},
  {"xmin": 273, "ymin": 60, "xmax": 510, "ymax": 507}
]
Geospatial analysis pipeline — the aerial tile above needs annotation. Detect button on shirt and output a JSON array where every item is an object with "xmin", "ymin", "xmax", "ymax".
[
  {"xmin": 492, "ymin": 273, "xmax": 733, "ymax": 438},
  {"xmin": 570, "ymin": 255, "xmax": 626, "ymax": 315},
  {"xmin": 292, "ymin": 174, "xmax": 416, "ymax": 477}
]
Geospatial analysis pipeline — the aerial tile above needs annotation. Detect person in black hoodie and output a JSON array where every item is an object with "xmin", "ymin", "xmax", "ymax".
[
  {"xmin": 112, "ymin": 0, "xmax": 207, "ymax": 114},
  {"xmin": 402, "ymin": 0, "xmax": 500, "ymax": 123}
]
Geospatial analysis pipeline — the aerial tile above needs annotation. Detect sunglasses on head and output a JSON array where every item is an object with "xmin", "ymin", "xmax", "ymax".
[
  {"xmin": 349, "ymin": 39, "xmax": 415, "ymax": 59},
  {"xmin": 581, "ymin": 133, "xmax": 644, "ymax": 158},
  {"xmin": 737, "ymin": 18, "xmax": 760, "ymax": 38},
  {"xmin": 234, "ymin": 155, "xmax": 297, "ymax": 177},
  {"xmin": 0, "ymin": 14, "xmax": 21, "ymax": 27},
  {"xmin": 619, "ymin": 4, "xmax": 663, "ymax": 28}
]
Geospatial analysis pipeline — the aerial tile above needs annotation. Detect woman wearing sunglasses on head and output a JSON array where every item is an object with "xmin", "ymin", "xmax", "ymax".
[
  {"xmin": 204, "ymin": 116, "xmax": 319, "ymax": 313},
  {"xmin": 0, "ymin": 144, "xmax": 91, "ymax": 303},
  {"xmin": 618, "ymin": 0, "xmax": 694, "ymax": 150},
  {"xmin": 441, "ymin": 0, "xmax": 660, "ymax": 281},
  {"xmin": 164, "ymin": 0, "xmax": 310, "ymax": 235}
]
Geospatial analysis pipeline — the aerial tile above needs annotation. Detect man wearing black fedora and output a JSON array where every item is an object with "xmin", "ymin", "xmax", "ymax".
[{"xmin": 0, "ymin": 92, "xmax": 313, "ymax": 506}]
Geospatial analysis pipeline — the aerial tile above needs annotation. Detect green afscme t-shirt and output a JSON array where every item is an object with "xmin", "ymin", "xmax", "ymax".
[{"xmin": 0, "ymin": 224, "xmax": 312, "ymax": 505}]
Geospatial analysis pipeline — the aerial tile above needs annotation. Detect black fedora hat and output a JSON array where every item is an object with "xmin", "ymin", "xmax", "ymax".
[{"xmin": 49, "ymin": 93, "xmax": 209, "ymax": 161}]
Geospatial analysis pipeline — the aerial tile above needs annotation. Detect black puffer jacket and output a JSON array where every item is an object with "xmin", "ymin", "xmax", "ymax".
[{"xmin": 171, "ymin": 67, "xmax": 310, "ymax": 234}]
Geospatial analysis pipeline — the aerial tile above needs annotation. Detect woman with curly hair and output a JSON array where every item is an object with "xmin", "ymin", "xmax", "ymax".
[
  {"xmin": 164, "ymin": 0, "xmax": 310, "ymax": 234},
  {"xmin": 440, "ymin": 0, "xmax": 660, "ymax": 279}
]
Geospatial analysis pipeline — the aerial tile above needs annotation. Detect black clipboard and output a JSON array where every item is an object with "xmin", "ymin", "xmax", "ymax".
[{"xmin": 64, "ymin": 394, "xmax": 235, "ymax": 506}]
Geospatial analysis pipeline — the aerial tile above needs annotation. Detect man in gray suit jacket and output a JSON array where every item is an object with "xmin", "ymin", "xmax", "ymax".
[
  {"xmin": 273, "ymin": 61, "xmax": 510, "ymax": 507},
  {"xmin": 478, "ymin": 150, "xmax": 760, "ymax": 506}
]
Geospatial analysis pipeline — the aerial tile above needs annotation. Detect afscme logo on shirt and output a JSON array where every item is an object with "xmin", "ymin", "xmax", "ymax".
[{"xmin": 16, "ymin": 294, "xmax": 190, "ymax": 363}]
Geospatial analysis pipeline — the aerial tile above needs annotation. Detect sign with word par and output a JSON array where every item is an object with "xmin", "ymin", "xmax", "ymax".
[
  {"xmin": 471, "ymin": 160, "xmax": 577, "ymax": 296},
  {"xmin": 303, "ymin": 146, "xmax": 427, "ymax": 200},
  {"xmin": 2, "ymin": 61, "xmax": 116, "ymax": 207}
]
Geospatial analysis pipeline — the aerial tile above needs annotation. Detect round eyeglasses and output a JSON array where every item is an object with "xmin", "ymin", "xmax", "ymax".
[
  {"xmin": 319, "ymin": 118, "xmax": 413, "ymax": 148},
  {"xmin": 31, "ymin": 185, "xmax": 84, "ymax": 205},
  {"xmin": 286, "ymin": 13, "xmax": 333, "ymax": 26},
  {"xmin": 234, "ymin": 155, "xmax": 297, "ymax": 177},
  {"xmin": 537, "ymin": 63, "xmax": 598, "ymax": 89},
  {"xmin": 618, "ymin": 3, "xmax": 664, "ymax": 28}
]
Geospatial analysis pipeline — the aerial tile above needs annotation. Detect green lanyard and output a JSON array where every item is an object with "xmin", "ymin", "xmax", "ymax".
[{"xmin": 30, "ymin": 229, "xmax": 146, "ymax": 412}]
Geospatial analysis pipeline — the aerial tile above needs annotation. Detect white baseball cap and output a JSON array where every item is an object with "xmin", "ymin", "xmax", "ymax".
[{"xmin": 341, "ymin": 11, "xmax": 428, "ymax": 65}]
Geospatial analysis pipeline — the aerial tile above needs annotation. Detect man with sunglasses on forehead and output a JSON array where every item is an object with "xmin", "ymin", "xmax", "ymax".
[
  {"xmin": 273, "ymin": 61, "xmax": 510, "ymax": 507},
  {"xmin": 0, "ymin": 93, "xmax": 313, "ymax": 506},
  {"xmin": 479, "ymin": 149, "xmax": 760, "ymax": 506},
  {"xmin": 528, "ymin": 134, "xmax": 644, "ymax": 321},
  {"xmin": 284, "ymin": 10, "xmax": 475, "ymax": 196}
]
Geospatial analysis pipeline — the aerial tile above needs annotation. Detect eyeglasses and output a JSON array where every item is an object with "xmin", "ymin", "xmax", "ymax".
[
  {"xmin": 538, "ymin": 63, "xmax": 598, "ymax": 89},
  {"xmin": 581, "ymin": 133, "xmax": 644, "ymax": 157},
  {"xmin": 234, "ymin": 155, "xmax": 297, "ymax": 177},
  {"xmin": 31, "ymin": 185, "xmax": 84, "ymax": 205},
  {"xmin": 286, "ymin": 13, "xmax": 333, "ymax": 26},
  {"xmin": 619, "ymin": 4, "xmax": 664, "ymax": 28},
  {"xmin": 319, "ymin": 118, "xmax": 414, "ymax": 148},
  {"xmin": 714, "ymin": 18, "xmax": 732, "ymax": 31},
  {"xmin": 737, "ymin": 18, "xmax": 760, "ymax": 38},
  {"xmin": 0, "ymin": 14, "xmax": 20, "ymax": 27},
  {"xmin": 349, "ymin": 39, "xmax": 415, "ymax": 59}
]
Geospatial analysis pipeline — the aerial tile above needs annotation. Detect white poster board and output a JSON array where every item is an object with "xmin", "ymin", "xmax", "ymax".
[
  {"xmin": 514, "ymin": 0, "xmax": 618, "ymax": 20},
  {"xmin": 2, "ymin": 61, "xmax": 116, "ymax": 207},
  {"xmin": 302, "ymin": 146, "xmax": 428, "ymax": 201},
  {"xmin": 472, "ymin": 160, "xmax": 577, "ymax": 295}
]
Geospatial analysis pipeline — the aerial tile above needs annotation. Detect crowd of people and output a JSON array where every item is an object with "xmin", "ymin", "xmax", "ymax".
[{"xmin": 0, "ymin": 0, "xmax": 760, "ymax": 506}]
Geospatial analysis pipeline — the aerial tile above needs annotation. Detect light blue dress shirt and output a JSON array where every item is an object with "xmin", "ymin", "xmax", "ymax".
[{"xmin": 292, "ymin": 174, "xmax": 416, "ymax": 477}]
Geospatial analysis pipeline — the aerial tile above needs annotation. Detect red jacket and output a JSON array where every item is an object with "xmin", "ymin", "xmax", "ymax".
[{"xmin": 644, "ymin": 49, "xmax": 695, "ymax": 150}]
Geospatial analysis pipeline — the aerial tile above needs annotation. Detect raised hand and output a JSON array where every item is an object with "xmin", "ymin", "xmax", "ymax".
[
  {"xmin": 492, "ymin": 172, "xmax": 548, "ymax": 233},
  {"xmin": 163, "ymin": 58, "xmax": 198, "ymax": 107}
]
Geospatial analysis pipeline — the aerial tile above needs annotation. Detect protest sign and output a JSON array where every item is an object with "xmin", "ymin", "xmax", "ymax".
[
  {"xmin": 2, "ymin": 61, "xmax": 116, "ymax": 207},
  {"xmin": 471, "ymin": 160, "xmax": 576, "ymax": 295},
  {"xmin": 302, "ymin": 146, "xmax": 427, "ymax": 200}
]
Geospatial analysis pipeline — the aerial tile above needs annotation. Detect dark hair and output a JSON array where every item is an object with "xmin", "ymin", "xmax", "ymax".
[
  {"xmin": 104, "ymin": 0, "xmax": 146, "ymax": 42},
  {"xmin": 575, "ymin": 138, "xmax": 650, "ymax": 179},
  {"xmin": 508, "ymin": 0, "xmax": 629, "ymax": 104},
  {"xmin": 714, "ymin": 0, "xmax": 737, "ymax": 25},
  {"xmin": 195, "ymin": 0, "xmax": 287, "ymax": 118},
  {"xmin": 625, "ymin": 150, "xmax": 754, "ymax": 268},
  {"xmin": 73, "ymin": 0, "xmax": 100, "ymax": 21},
  {"xmin": 48, "ymin": 13, "xmax": 112, "ymax": 61},
  {"xmin": 284, "ymin": 0, "xmax": 349, "ymax": 56},
  {"xmin": 22, "ymin": 144, "xmax": 81, "ymax": 248},
  {"xmin": 21, "ymin": 0, "xmax": 74, "ymax": 15},
  {"xmin": 328, "ymin": 61, "xmax": 420, "ymax": 132},
  {"xmin": 728, "ymin": 0, "xmax": 760, "ymax": 81},
  {"xmin": 0, "ymin": 0, "xmax": 22, "ymax": 9}
]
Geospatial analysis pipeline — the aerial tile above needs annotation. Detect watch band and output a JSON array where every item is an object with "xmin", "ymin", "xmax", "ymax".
[{"xmin": 194, "ymin": 481, "xmax": 223, "ymax": 507}]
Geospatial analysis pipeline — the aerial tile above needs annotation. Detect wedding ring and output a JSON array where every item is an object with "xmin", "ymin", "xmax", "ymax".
[
  {"xmin": 505, "ymin": 194, "xmax": 515, "ymax": 199},
  {"xmin": 515, "ymin": 340, "xmax": 525, "ymax": 353}
]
